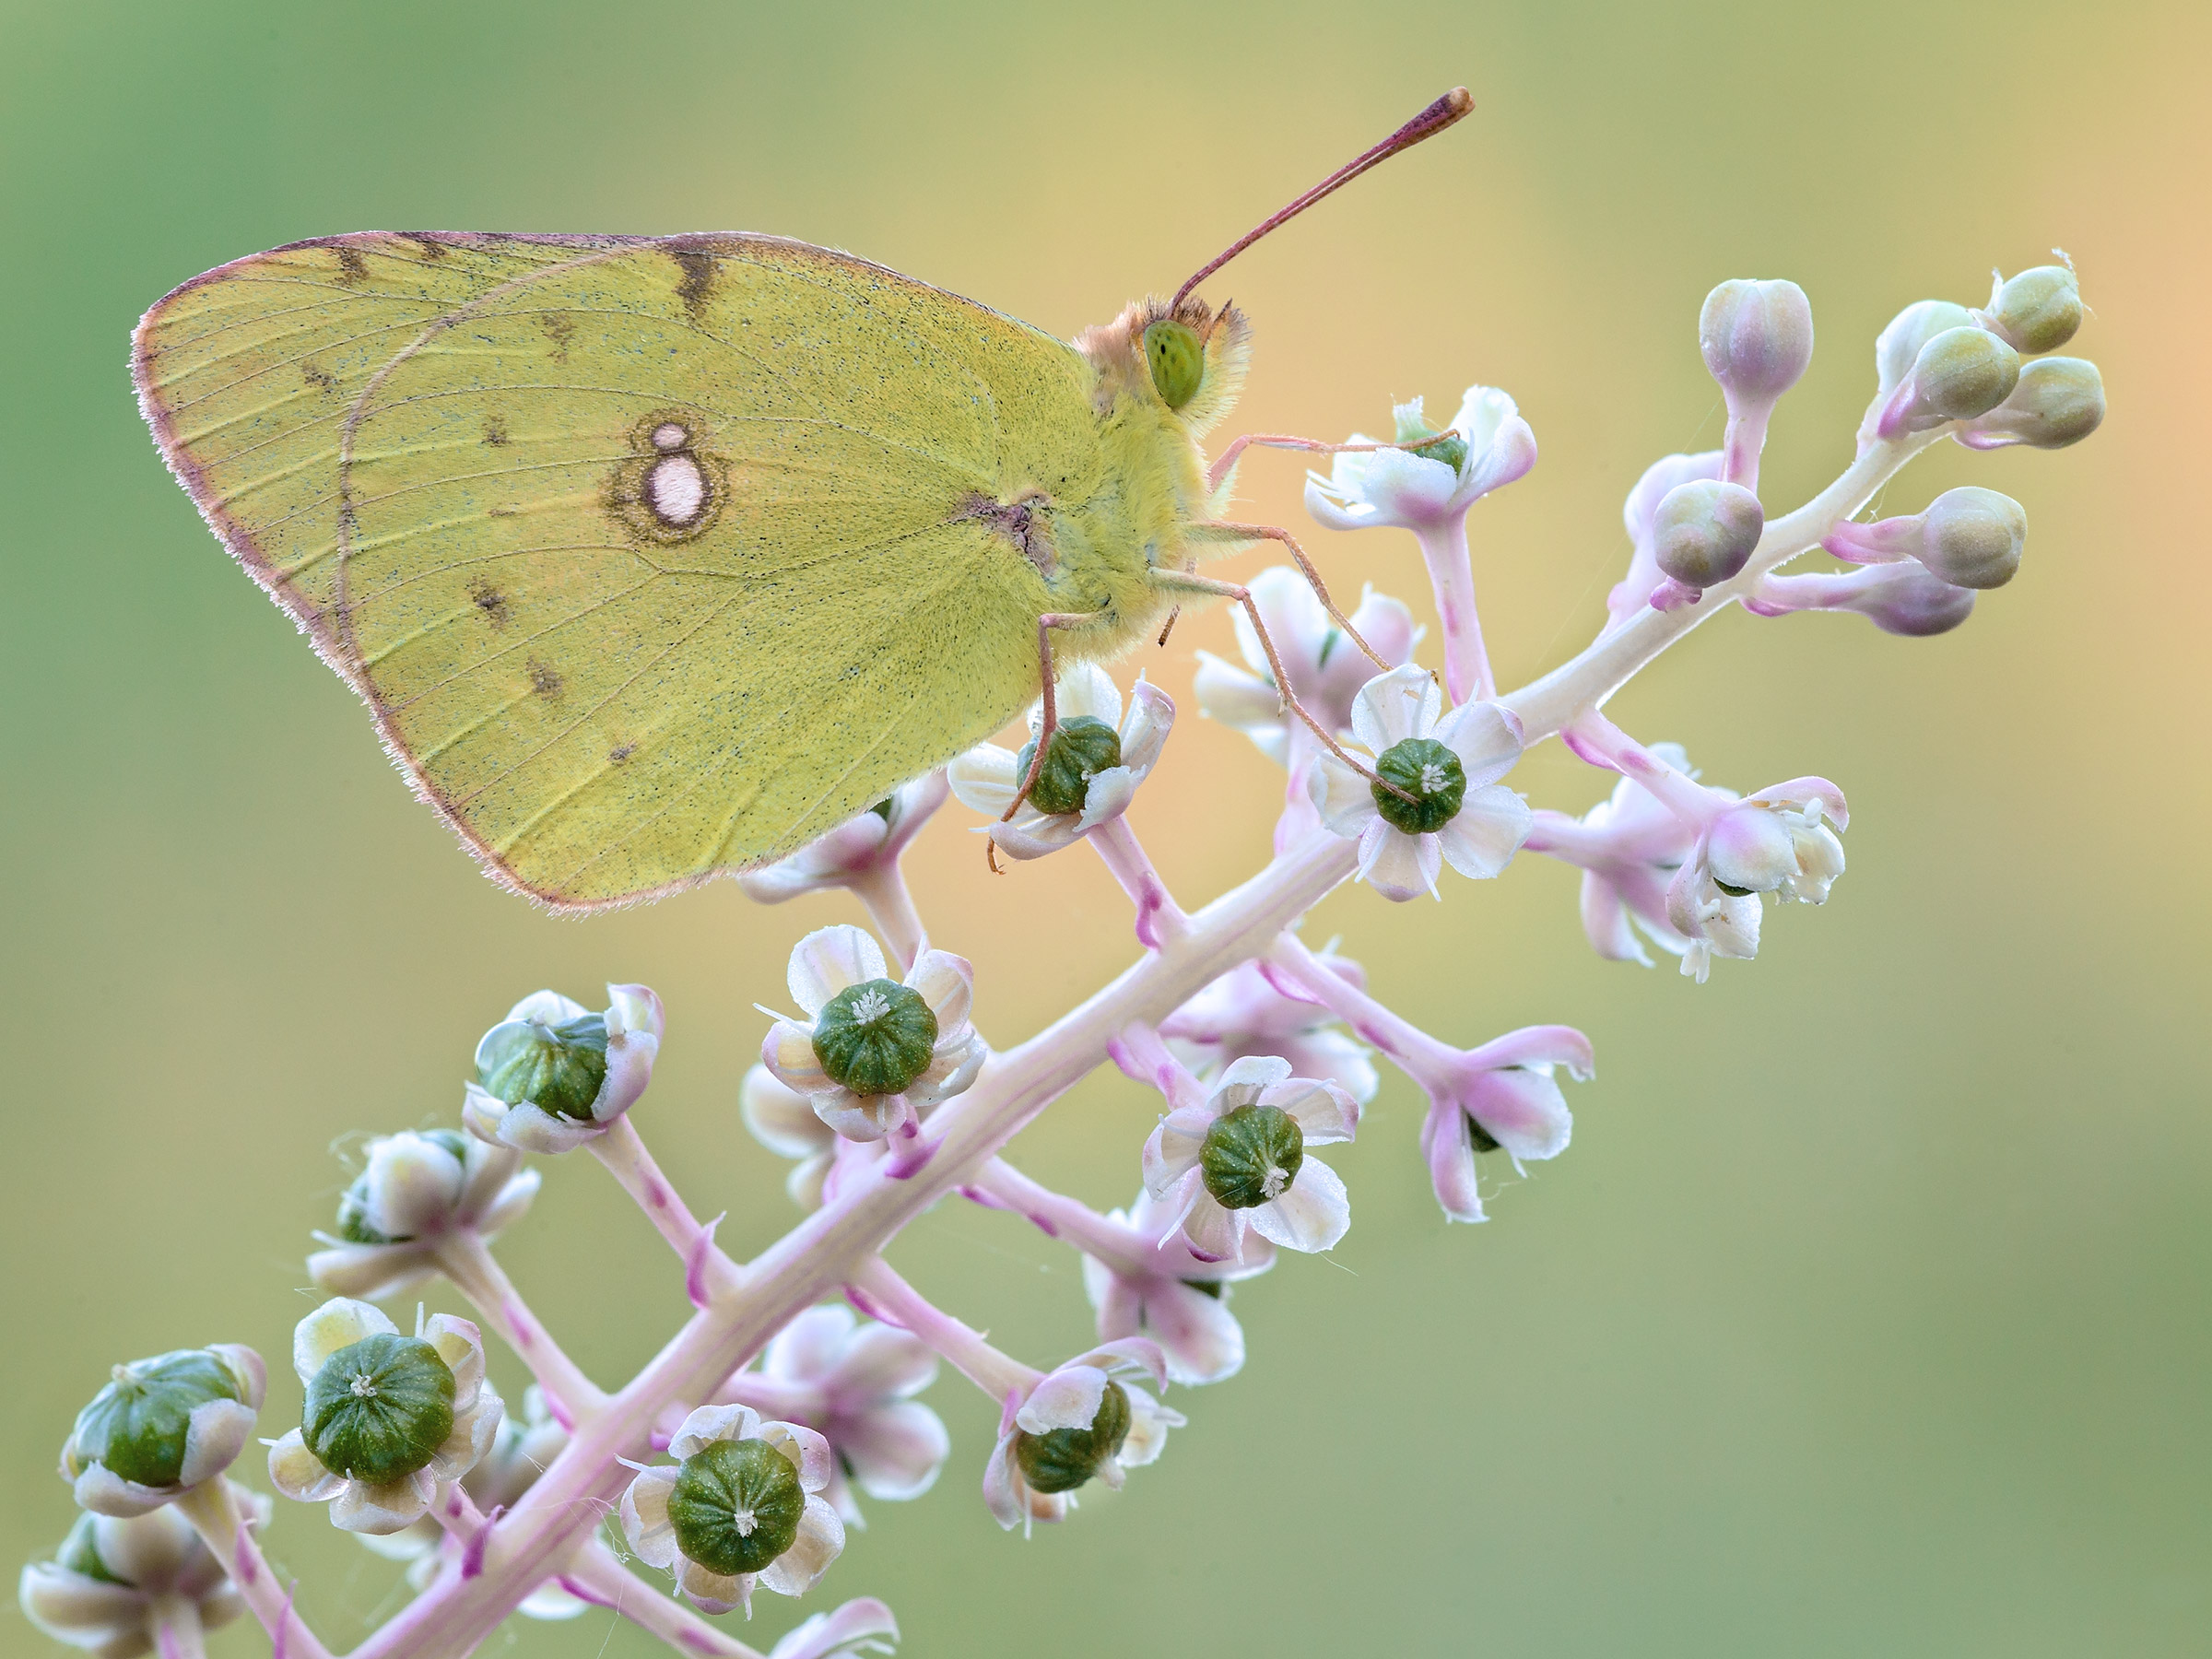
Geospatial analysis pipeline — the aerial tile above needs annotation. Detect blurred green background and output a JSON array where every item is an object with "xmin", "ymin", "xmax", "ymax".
[{"xmin": 4, "ymin": 2, "xmax": 2205, "ymax": 1654}]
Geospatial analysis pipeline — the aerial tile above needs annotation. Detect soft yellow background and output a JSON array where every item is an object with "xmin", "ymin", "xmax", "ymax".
[{"xmin": 3, "ymin": 3, "xmax": 2204, "ymax": 1654}]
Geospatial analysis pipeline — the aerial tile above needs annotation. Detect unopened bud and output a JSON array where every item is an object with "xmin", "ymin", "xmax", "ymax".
[
  {"xmin": 1843, "ymin": 562, "xmax": 1978, "ymax": 637},
  {"xmin": 1977, "ymin": 263, "xmax": 2081, "ymax": 354},
  {"xmin": 1875, "ymin": 300, "xmax": 1976, "ymax": 394},
  {"xmin": 62, "ymin": 1346, "xmax": 265, "ymax": 1514},
  {"xmin": 1895, "ymin": 326, "xmax": 2022, "ymax": 431},
  {"xmin": 1824, "ymin": 488, "xmax": 2026, "ymax": 590},
  {"xmin": 1700, "ymin": 278, "xmax": 1815, "ymax": 402},
  {"xmin": 1705, "ymin": 806, "xmax": 1799, "ymax": 896},
  {"xmin": 1957, "ymin": 357, "xmax": 2104, "ymax": 451},
  {"xmin": 1652, "ymin": 480, "xmax": 1764, "ymax": 589}
]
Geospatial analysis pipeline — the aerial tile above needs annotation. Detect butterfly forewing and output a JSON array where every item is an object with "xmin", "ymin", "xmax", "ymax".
[{"xmin": 139, "ymin": 232, "xmax": 1103, "ymax": 907}]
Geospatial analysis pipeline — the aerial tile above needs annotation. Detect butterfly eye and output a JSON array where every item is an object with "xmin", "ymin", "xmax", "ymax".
[{"xmin": 1143, "ymin": 320, "xmax": 1205, "ymax": 410}]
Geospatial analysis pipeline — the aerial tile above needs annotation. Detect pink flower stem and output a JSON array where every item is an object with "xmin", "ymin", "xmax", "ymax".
[
  {"xmin": 1107, "ymin": 1019, "xmax": 1211, "ymax": 1112},
  {"xmin": 1088, "ymin": 818, "xmax": 1189, "ymax": 947},
  {"xmin": 147, "ymin": 1595, "xmax": 207, "ymax": 1659},
  {"xmin": 589, "ymin": 1116, "xmax": 744, "ymax": 1302},
  {"xmin": 1563, "ymin": 711, "xmax": 1715, "ymax": 828},
  {"xmin": 714, "ymin": 1370, "xmax": 820, "ymax": 1419},
  {"xmin": 971, "ymin": 1157, "xmax": 1168, "ymax": 1278},
  {"xmin": 560, "ymin": 1538, "xmax": 767, "ymax": 1658},
  {"xmin": 1264, "ymin": 934, "xmax": 1461, "ymax": 1081},
  {"xmin": 430, "ymin": 1231, "xmax": 606, "ymax": 1422},
  {"xmin": 849, "ymin": 862, "xmax": 928, "ymax": 973},
  {"xmin": 1413, "ymin": 518, "xmax": 1495, "ymax": 704},
  {"xmin": 174, "ymin": 1480, "xmax": 331, "ymax": 1659},
  {"xmin": 848, "ymin": 1256, "xmax": 1040, "ymax": 1403}
]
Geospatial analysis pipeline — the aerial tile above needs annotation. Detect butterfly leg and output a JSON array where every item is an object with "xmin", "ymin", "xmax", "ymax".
[
  {"xmin": 1205, "ymin": 430, "xmax": 1456, "ymax": 496},
  {"xmin": 1149, "ymin": 568, "xmax": 1415, "ymax": 804},
  {"xmin": 1185, "ymin": 521, "xmax": 1393, "ymax": 674},
  {"xmin": 984, "ymin": 610, "xmax": 1109, "ymax": 875}
]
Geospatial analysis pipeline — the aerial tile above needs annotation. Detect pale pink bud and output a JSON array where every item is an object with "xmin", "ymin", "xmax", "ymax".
[
  {"xmin": 1652, "ymin": 479, "xmax": 1764, "ymax": 589},
  {"xmin": 1823, "ymin": 488, "xmax": 2026, "ymax": 590},
  {"xmin": 1700, "ymin": 278, "xmax": 1814, "ymax": 403},
  {"xmin": 1974, "ymin": 262, "xmax": 2081, "ymax": 355},
  {"xmin": 1955, "ymin": 358, "xmax": 2104, "ymax": 451}
]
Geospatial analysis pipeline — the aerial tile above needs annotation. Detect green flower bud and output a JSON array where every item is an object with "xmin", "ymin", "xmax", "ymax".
[
  {"xmin": 811, "ymin": 979, "xmax": 938, "ymax": 1096},
  {"xmin": 1014, "ymin": 715, "xmax": 1122, "ymax": 817},
  {"xmin": 1199, "ymin": 1101, "xmax": 1306, "ymax": 1210},
  {"xmin": 1371, "ymin": 736, "xmax": 1466, "ymax": 834},
  {"xmin": 301, "ymin": 1333, "xmax": 456, "ymax": 1485},
  {"xmin": 1919, "ymin": 488, "xmax": 2027, "ymax": 589},
  {"xmin": 1909, "ymin": 326, "xmax": 2022, "ymax": 422},
  {"xmin": 1014, "ymin": 1380, "xmax": 1133, "ymax": 1495},
  {"xmin": 476, "ymin": 1011, "xmax": 609, "ymax": 1121},
  {"xmin": 54, "ymin": 1513, "xmax": 125, "ymax": 1584},
  {"xmin": 1983, "ymin": 264, "xmax": 2081, "ymax": 354},
  {"xmin": 666, "ymin": 1438, "xmax": 806, "ymax": 1576},
  {"xmin": 1875, "ymin": 300, "xmax": 1976, "ymax": 394},
  {"xmin": 335, "ymin": 1128, "xmax": 470, "ymax": 1244},
  {"xmin": 1959, "ymin": 357, "xmax": 2104, "ymax": 451},
  {"xmin": 68, "ymin": 1350, "xmax": 244, "ymax": 1489},
  {"xmin": 1653, "ymin": 478, "xmax": 1764, "ymax": 589}
]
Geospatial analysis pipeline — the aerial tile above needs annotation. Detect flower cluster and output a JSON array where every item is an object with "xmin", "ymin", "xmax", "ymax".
[{"xmin": 32, "ymin": 249, "xmax": 2103, "ymax": 1659}]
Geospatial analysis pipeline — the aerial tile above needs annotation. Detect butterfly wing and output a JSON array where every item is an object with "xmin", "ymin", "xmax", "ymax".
[{"xmin": 136, "ymin": 231, "xmax": 1104, "ymax": 907}]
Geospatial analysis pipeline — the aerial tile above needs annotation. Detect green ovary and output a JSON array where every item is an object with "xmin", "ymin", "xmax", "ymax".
[
  {"xmin": 1014, "ymin": 1380, "xmax": 1133, "ymax": 1495},
  {"xmin": 811, "ymin": 979, "xmax": 938, "ymax": 1096},
  {"xmin": 70, "ymin": 1349, "xmax": 243, "ymax": 1488},
  {"xmin": 1199, "ymin": 1102, "xmax": 1305, "ymax": 1211},
  {"xmin": 1371, "ymin": 736, "xmax": 1466, "ymax": 835},
  {"xmin": 301, "ymin": 1334, "xmax": 456, "ymax": 1485},
  {"xmin": 667, "ymin": 1439, "xmax": 806, "ymax": 1576}
]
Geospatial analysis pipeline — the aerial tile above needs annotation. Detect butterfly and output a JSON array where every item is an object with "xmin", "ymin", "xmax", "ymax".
[{"xmin": 134, "ymin": 89, "xmax": 1470, "ymax": 910}]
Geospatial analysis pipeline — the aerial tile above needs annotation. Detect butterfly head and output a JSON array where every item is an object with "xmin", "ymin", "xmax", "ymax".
[{"xmin": 1076, "ymin": 294, "xmax": 1251, "ymax": 437}]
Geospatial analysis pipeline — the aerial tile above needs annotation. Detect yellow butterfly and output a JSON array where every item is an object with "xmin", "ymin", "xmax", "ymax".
[{"xmin": 135, "ymin": 90, "xmax": 1470, "ymax": 910}]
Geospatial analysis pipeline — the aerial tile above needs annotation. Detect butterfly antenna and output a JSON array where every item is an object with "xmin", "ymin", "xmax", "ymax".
[{"xmin": 1172, "ymin": 87, "xmax": 1473, "ymax": 311}]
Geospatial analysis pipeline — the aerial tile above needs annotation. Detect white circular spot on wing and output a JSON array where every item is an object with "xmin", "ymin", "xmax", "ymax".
[
  {"xmin": 651, "ymin": 422, "xmax": 688, "ymax": 452},
  {"xmin": 645, "ymin": 453, "xmax": 707, "ymax": 525}
]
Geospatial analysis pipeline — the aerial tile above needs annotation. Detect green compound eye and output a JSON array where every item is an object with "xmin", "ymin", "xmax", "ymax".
[
  {"xmin": 301, "ymin": 1333, "xmax": 456, "ymax": 1485},
  {"xmin": 667, "ymin": 1439, "xmax": 806, "ymax": 1576},
  {"xmin": 1014, "ymin": 1380, "xmax": 1133, "ymax": 1494},
  {"xmin": 1143, "ymin": 320, "xmax": 1205, "ymax": 410}
]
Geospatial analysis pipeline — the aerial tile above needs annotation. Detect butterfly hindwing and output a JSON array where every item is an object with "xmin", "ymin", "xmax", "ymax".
[{"xmin": 138, "ymin": 232, "xmax": 1103, "ymax": 906}]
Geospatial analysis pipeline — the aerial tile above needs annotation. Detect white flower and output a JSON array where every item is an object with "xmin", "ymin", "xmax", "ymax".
[
  {"xmin": 1080, "ymin": 1187, "xmax": 1271, "ymax": 1386},
  {"xmin": 620, "ymin": 1404, "xmax": 845, "ymax": 1617},
  {"xmin": 1303, "ymin": 385, "xmax": 1537, "ymax": 533},
  {"xmin": 1192, "ymin": 568, "xmax": 1421, "ymax": 765},
  {"xmin": 1308, "ymin": 665, "xmax": 1533, "ymax": 902},
  {"xmin": 308, "ymin": 1128, "xmax": 540, "ymax": 1300},
  {"xmin": 266, "ymin": 1300, "xmax": 502, "ymax": 1536},
  {"xmin": 735, "ymin": 1306, "xmax": 949, "ymax": 1524},
  {"xmin": 1665, "ymin": 779, "xmax": 1848, "ymax": 982},
  {"xmin": 61, "ymin": 1346, "xmax": 266, "ymax": 1519},
  {"xmin": 739, "ymin": 772, "xmax": 949, "ymax": 903},
  {"xmin": 463, "ymin": 983, "xmax": 663, "ymax": 1155},
  {"xmin": 981, "ymin": 1340, "xmax": 1183, "ymax": 1533},
  {"xmin": 1142, "ymin": 1055, "xmax": 1359, "ymax": 1264},
  {"xmin": 762, "ymin": 927, "xmax": 982, "ymax": 1142},
  {"xmin": 741, "ymin": 1065, "xmax": 839, "ymax": 1209},
  {"xmin": 19, "ymin": 1490, "xmax": 271, "ymax": 1655},
  {"xmin": 946, "ymin": 665, "xmax": 1171, "ymax": 860}
]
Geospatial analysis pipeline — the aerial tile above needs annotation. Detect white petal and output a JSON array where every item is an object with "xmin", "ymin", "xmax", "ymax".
[
  {"xmin": 1420, "ymin": 1099, "xmax": 1488, "ymax": 1223},
  {"xmin": 1179, "ymin": 1192, "xmax": 1247, "ymax": 1263},
  {"xmin": 946, "ymin": 743, "xmax": 1020, "ymax": 816},
  {"xmin": 487, "ymin": 1100, "xmax": 602, "ymax": 1156},
  {"xmin": 1117, "ymin": 680, "xmax": 1176, "ymax": 774},
  {"xmin": 905, "ymin": 950, "xmax": 973, "ymax": 1031},
  {"xmin": 1052, "ymin": 662, "xmax": 1122, "ymax": 727},
  {"xmin": 620, "ymin": 1466, "xmax": 680, "ymax": 1568},
  {"xmin": 788, "ymin": 926, "xmax": 887, "ymax": 1016},
  {"xmin": 69, "ymin": 1463, "xmax": 173, "ymax": 1519},
  {"xmin": 1192, "ymin": 652, "xmax": 1282, "ymax": 732},
  {"xmin": 1359, "ymin": 821, "xmax": 1441, "ymax": 901},
  {"xmin": 502, "ymin": 989, "xmax": 590, "ymax": 1026},
  {"xmin": 677, "ymin": 1559, "xmax": 749, "ymax": 1617},
  {"xmin": 1250, "ymin": 1158, "xmax": 1350, "ymax": 1253},
  {"xmin": 1143, "ymin": 1109, "xmax": 1214, "ymax": 1194},
  {"xmin": 1350, "ymin": 664, "xmax": 1441, "ymax": 753},
  {"xmin": 1308, "ymin": 754, "xmax": 1380, "ymax": 838},
  {"xmin": 764, "ymin": 1304, "xmax": 854, "ymax": 1382},
  {"xmin": 822, "ymin": 1321, "xmax": 936, "ymax": 1402},
  {"xmin": 1356, "ymin": 445, "xmax": 1463, "ymax": 524},
  {"xmin": 292, "ymin": 1299, "xmax": 393, "ymax": 1385},
  {"xmin": 1265, "ymin": 1077, "xmax": 1359, "ymax": 1146},
  {"xmin": 1430, "ymin": 699, "xmax": 1525, "ymax": 786},
  {"xmin": 1215, "ymin": 1053, "xmax": 1294, "ymax": 1094},
  {"xmin": 1072, "ymin": 765, "xmax": 1137, "ymax": 832},
  {"xmin": 1016, "ymin": 1366, "xmax": 1108, "ymax": 1435},
  {"xmin": 759, "ymin": 1420, "xmax": 837, "ymax": 1493},
  {"xmin": 329, "ymin": 1471, "xmax": 436, "ymax": 1535},
  {"xmin": 839, "ymin": 1400, "xmax": 950, "ymax": 1500},
  {"xmin": 177, "ymin": 1397, "xmax": 256, "ymax": 1487},
  {"xmin": 1140, "ymin": 1280, "xmax": 1246, "ymax": 1386},
  {"xmin": 265, "ymin": 1430, "xmax": 340, "ymax": 1502},
  {"xmin": 1436, "ymin": 788, "xmax": 1532, "ymax": 879},
  {"xmin": 1467, "ymin": 1065, "xmax": 1574, "ymax": 1163},
  {"xmin": 423, "ymin": 1315, "xmax": 486, "ymax": 1406},
  {"xmin": 18, "ymin": 1562, "xmax": 142, "ymax": 1640},
  {"xmin": 669, "ymin": 1403, "xmax": 759, "ymax": 1460},
  {"xmin": 743, "ymin": 1065, "xmax": 836, "ymax": 1159},
  {"xmin": 759, "ymin": 1496, "xmax": 845, "ymax": 1595}
]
